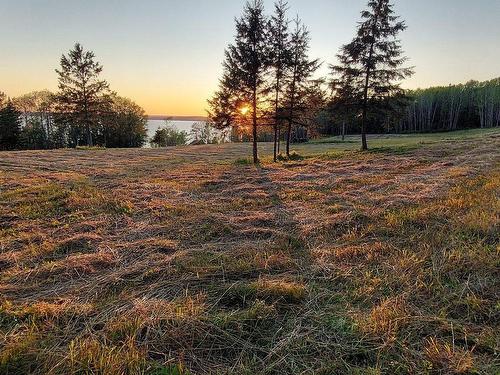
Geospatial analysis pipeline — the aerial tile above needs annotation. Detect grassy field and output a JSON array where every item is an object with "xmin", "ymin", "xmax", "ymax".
[{"xmin": 0, "ymin": 129, "xmax": 499, "ymax": 374}]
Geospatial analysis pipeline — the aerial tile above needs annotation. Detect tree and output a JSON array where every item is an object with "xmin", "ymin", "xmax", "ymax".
[
  {"xmin": 268, "ymin": 0, "xmax": 292, "ymax": 161},
  {"xmin": 331, "ymin": 0, "xmax": 413, "ymax": 150},
  {"xmin": 150, "ymin": 122, "xmax": 188, "ymax": 148},
  {"xmin": 13, "ymin": 90, "xmax": 56, "ymax": 149},
  {"xmin": 396, "ymin": 78, "xmax": 500, "ymax": 133},
  {"xmin": 299, "ymin": 78, "xmax": 329, "ymax": 140},
  {"xmin": 98, "ymin": 95, "xmax": 148, "ymax": 148},
  {"xmin": 0, "ymin": 101, "xmax": 22, "ymax": 150},
  {"xmin": 191, "ymin": 121, "xmax": 221, "ymax": 144},
  {"xmin": 55, "ymin": 43, "xmax": 110, "ymax": 147},
  {"xmin": 476, "ymin": 78, "xmax": 500, "ymax": 129},
  {"xmin": 0, "ymin": 92, "xmax": 6, "ymax": 109},
  {"xmin": 208, "ymin": 73, "xmax": 242, "ymax": 133},
  {"xmin": 19, "ymin": 118, "xmax": 47, "ymax": 150},
  {"xmin": 215, "ymin": 0, "xmax": 270, "ymax": 163},
  {"xmin": 283, "ymin": 18, "xmax": 320, "ymax": 156},
  {"xmin": 330, "ymin": 52, "xmax": 363, "ymax": 140}
]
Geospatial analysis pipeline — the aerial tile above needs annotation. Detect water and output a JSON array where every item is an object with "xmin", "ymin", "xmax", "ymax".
[
  {"xmin": 147, "ymin": 120, "xmax": 196, "ymax": 139},
  {"xmin": 146, "ymin": 119, "xmax": 197, "ymax": 146},
  {"xmin": 146, "ymin": 119, "xmax": 231, "ymax": 146}
]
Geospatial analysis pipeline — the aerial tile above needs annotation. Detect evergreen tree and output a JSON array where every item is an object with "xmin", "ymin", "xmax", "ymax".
[
  {"xmin": 330, "ymin": 53, "xmax": 362, "ymax": 140},
  {"xmin": 283, "ymin": 18, "xmax": 320, "ymax": 156},
  {"xmin": 0, "ymin": 101, "xmax": 22, "ymax": 150},
  {"xmin": 216, "ymin": 0, "xmax": 270, "ymax": 163},
  {"xmin": 331, "ymin": 0, "xmax": 413, "ymax": 150},
  {"xmin": 208, "ymin": 72, "xmax": 242, "ymax": 132},
  {"xmin": 268, "ymin": 0, "xmax": 292, "ymax": 161},
  {"xmin": 55, "ymin": 43, "xmax": 110, "ymax": 147}
]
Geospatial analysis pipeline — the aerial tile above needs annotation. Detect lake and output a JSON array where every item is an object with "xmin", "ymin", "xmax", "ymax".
[
  {"xmin": 146, "ymin": 120, "xmax": 198, "ymax": 146},
  {"xmin": 147, "ymin": 120, "xmax": 196, "ymax": 139},
  {"xmin": 146, "ymin": 119, "xmax": 231, "ymax": 146}
]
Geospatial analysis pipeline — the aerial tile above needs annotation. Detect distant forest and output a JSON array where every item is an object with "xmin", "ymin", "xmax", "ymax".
[
  {"xmin": 318, "ymin": 78, "xmax": 500, "ymax": 136},
  {"xmin": 396, "ymin": 78, "xmax": 500, "ymax": 133}
]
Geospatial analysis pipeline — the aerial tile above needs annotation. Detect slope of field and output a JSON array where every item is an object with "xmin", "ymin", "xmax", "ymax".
[{"xmin": 0, "ymin": 129, "xmax": 499, "ymax": 374}]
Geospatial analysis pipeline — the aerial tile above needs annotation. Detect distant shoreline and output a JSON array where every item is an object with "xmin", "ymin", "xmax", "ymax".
[{"xmin": 148, "ymin": 115, "xmax": 208, "ymax": 122}]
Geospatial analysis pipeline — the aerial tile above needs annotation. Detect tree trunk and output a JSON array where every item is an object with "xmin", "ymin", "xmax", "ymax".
[
  {"xmin": 277, "ymin": 128, "xmax": 281, "ymax": 154},
  {"xmin": 252, "ymin": 86, "xmax": 258, "ymax": 164},
  {"xmin": 273, "ymin": 83, "xmax": 279, "ymax": 162},
  {"xmin": 273, "ymin": 65, "xmax": 281, "ymax": 162},
  {"xmin": 83, "ymin": 87, "xmax": 93, "ymax": 147},
  {"xmin": 360, "ymin": 11, "xmax": 379, "ymax": 151},
  {"xmin": 273, "ymin": 124, "xmax": 278, "ymax": 161},
  {"xmin": 342, "ymin": 121, "xmax": 346, "ymax": 141},
  {"xmin": 287, "ymin": 75, "xmax": 297, "ymax": 158},
  {"xmin": 361, "ymin": 45, "xmax": 373, "ymax": 151},
  {"xmin": 360, "ymin": 107, "xmax": 368, "ymax": 151},
  {"xmin": 286, "ymin": 120, "xmax": 292, "ymax": 157},
  {"xmin": 86, "ymin": 122, "xmax": 93, "ymax": 147}
]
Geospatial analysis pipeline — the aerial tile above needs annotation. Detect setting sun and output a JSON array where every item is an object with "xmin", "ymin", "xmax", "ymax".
[{"xmin": 239, "ymin": 105, "xmax": 250, "ymax": 116}]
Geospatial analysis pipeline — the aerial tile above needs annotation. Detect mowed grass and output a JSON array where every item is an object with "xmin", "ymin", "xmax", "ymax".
[{"xmin": 0, "ymin": 128, "xmax": 499, "ymax": 374}]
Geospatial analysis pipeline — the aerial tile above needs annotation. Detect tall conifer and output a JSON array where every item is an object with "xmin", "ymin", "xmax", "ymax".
[{"xmin": 331, "ymin": 0, "xmax": 413, "ymax": 150}]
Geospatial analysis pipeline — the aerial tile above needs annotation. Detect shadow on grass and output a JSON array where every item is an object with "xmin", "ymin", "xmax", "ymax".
[{"xmin": 368, "ymin": 144, "xmax": 421, "ymax": 155}]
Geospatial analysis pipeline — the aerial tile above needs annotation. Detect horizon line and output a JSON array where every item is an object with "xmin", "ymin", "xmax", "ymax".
[{"xmin": 148, "ymin": 115, "xmax": 208, "ymax": 121}]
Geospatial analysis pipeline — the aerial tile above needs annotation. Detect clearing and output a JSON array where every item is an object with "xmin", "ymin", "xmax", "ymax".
[{"xmin": 0, "ymin": 129, "xmax": 499, "ymax": 374}]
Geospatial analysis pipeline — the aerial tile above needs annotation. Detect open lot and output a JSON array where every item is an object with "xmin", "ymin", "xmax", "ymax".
[{"xmin": 1, "ymin": 129, "xmax": 499, "ymax": 374}]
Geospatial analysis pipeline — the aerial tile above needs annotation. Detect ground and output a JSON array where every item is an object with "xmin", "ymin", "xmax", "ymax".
[{"xmin": 0, "ymin": 129, "xmax": 499, "ymax": 374}]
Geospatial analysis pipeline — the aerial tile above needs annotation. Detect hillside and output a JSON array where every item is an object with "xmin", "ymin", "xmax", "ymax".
[{"xmin": 0, "ymin": 129, "xmax": 499, "ymax": 374}]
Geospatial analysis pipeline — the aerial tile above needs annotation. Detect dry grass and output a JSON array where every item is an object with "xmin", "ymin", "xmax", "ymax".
[{"xmin": 0, "ymin": 129, "xmax": 499, "ymax": 374}]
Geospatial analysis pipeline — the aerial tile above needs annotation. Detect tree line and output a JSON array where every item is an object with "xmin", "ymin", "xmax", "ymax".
[
  {"xmin": 0, "ymin": 43, "xmax": 148, "ymax": 151},
  {"xmin": 2, "ymin": 0, "xmax": 498, "ymax": 154},
  {"xmin": 394, "ymin": 78, "xmax": 500, "ymax": 133}
]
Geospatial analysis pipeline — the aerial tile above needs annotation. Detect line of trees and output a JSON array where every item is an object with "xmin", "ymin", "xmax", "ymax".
[
  {"xmin": 208, "ymin": 0, "xmax": 413, "ymax": 161},
  {"xmin": 0, "ymin": 43, "xmax": 148, "ymax": 151},
  {"xmin": 2, "ymin": 1, "xmax": 498, "ymax": 155},
  {"xmin": 208, "ymin": 0, "xmax": 320, "ymax": 163},
  {"xmin": 394, "ymin": 78, "xmax": 500, "ymax": 133}
]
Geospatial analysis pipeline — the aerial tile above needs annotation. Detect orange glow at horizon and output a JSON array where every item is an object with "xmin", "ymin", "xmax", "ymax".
[{"xmin": 239, "ymin": 105, "xmax": 250, "ymax": 116}]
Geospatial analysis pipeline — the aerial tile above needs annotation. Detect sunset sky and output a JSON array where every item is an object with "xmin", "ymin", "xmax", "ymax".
[{"xmin": 1, "ymin": 0, "xmax": 499, "ymax": 116}]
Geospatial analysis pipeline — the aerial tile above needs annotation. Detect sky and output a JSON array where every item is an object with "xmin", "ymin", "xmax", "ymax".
[{"xmin": 0, "ymin": 0, "xmax": 499, "ymax": 116}]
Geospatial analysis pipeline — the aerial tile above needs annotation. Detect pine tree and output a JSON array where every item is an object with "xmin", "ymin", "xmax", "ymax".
[
  {"xmin": 283, "ymin": 18, "xmax": 320, "ymax": 157},
  {"xmin": 331, "ymin": 0, "xmax": 413, "ymax": 150},
  {"xmin": 55, "ymin": 43, "xmax": 110, "ymax": 147},
  {"xmin": 214, "ymin": 0, "xmax": 270, "ymax": 163},
  {"xmin": 330, "ymin": 65, "xmax": 362, "ymax": 140},
  {"xmin": 268, "ymin": 0, "xmax": 292, "ymax": 161},
  {"xmin": 208, "ymin": 72, "xmax": 242, "ymax": 133},
  {"xmin": 0, "ymin": 100, "xmax": 22, "ymax": 150}
]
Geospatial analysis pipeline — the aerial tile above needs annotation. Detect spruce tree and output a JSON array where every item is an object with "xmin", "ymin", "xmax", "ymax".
[
  {"xmin": 331, "ymin": 0, "xmax": 413, "ymax": 150},
  {"xmin": 216, "ymin": 0, "xmax": 270, "ymax": 163},
  {"xmin": 284, "ymin": 18, "xmax": 320, "ymax": 157},
  {"xmin": 55, "ymin": 43, "xmax": 110, "ymax": 147},
  {"xmin": 0, "ymin": 101, "xmax": 22, "ymax": 150},
  {"xmin": 208, "ymin": 72, "xmax": 242, "ymax": 132},
  {"xmin": 268, "ymin": 0, "xmax": 292, "ymax": 161}
]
